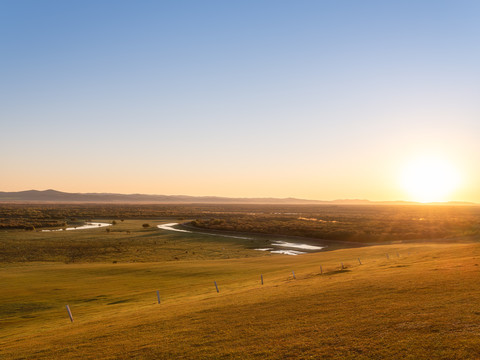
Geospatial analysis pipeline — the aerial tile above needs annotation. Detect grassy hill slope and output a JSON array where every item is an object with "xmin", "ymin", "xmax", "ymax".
[{"xmin": 2, "ymin": 237, "xmax": 480, "ymax": 359}]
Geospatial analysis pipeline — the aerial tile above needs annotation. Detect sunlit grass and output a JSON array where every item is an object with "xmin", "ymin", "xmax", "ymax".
[{"xmin": 2, "ymin": 229, "xmax": 480, "ymax": 358}]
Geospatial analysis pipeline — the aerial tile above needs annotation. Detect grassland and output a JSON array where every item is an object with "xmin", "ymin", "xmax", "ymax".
[
  {"xmin": 1, "ymin": 209, "xmax": 480, "ymax": 359},
  {"xmin": 0, "ymin": 220, "xmax": 273, "ymax": 263}
]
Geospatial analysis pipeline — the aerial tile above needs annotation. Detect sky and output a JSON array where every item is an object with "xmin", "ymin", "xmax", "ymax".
[{"xmin": 1, "ymin": 0, "xmax": 479, "ymax": 202}]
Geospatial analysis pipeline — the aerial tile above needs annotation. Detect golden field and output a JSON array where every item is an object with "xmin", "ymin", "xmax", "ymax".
[{"xmin": 1, "ymin": 218, "xmax": 480, "ymax": 359}]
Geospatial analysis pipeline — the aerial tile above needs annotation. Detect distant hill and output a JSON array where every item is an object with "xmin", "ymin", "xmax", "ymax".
[
  {"xmin": 0, "ymin": 190, "xmax": 326, "ymax": 204},
  {"xmin": 0, "ymin": 189, "xmax": 476, "ymax": 205}
]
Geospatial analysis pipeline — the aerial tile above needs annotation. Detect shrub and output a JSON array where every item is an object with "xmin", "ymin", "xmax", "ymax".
[{"xmin": 142, "ymin": 223, "xmax": 150, "ymax": 228}]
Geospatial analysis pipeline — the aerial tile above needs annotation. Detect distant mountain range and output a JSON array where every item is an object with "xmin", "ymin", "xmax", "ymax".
[{"xmin": 0, "ymin": 189, "xmax": 477, "ymax": 205}]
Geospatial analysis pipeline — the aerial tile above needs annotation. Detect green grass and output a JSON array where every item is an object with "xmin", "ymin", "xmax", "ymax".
[{"xmin": 1, "ymin": 220, "xmax": 480, "ymax": 359}]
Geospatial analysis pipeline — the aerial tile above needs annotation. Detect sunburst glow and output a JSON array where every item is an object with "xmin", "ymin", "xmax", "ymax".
[{"xmin": 401, "ymin": 156, "xmax": 461, "ymax": 203}]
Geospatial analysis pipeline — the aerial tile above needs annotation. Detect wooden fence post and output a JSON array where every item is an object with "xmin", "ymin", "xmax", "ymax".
[{"xmin": 214, "ymin": 281, "xmax": 219, "ymax": 293}]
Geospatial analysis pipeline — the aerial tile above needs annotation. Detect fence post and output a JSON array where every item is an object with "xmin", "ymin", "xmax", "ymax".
[
  {"xmin": 358, "ymin": 258, "xmax": 362, "ymax": 265},
  {"xmin": 65, "ymin": 305, "xmax": 74, "ymax": 323},
  {"xmin": 214, "ymin": 281, "xmax": 219, "ymax": 293},
  {"xmin": 292, "ymin": 271, "xmax": 296, "ymax": 279},
  {"xmin": 261, "ymin": 274, "xmax": 264, "ymax": 285},
  {"xmin": 156, "ymin": 290, "xmax": 161, "ymax": 304},
  {"xmin": 320, "ymin": 265, "xmax": 323, "ymax": 275}
]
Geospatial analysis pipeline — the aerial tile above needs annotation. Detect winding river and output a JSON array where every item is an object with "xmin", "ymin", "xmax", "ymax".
[
  {"xmin": 41, "ymin": 222, "xmax": 112, "ymax": 232},
  {"xmin": 157, "ymin": 223, "xmax": 326, "ymax": 255}
]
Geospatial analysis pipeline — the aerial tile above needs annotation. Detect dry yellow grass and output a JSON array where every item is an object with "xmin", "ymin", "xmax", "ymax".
[{"xmin": 2, "ymin": 237, "xmax": 480, "ymax": 359}]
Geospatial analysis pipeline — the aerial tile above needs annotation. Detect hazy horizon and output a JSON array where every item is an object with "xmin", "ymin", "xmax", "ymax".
[
  {"xmin": 1, "ymin": 1, "xmax": 479, "ymax": 203},
  {"xmin": 1, "ymin": 188, "xmax": 478, "ymax": 205}
]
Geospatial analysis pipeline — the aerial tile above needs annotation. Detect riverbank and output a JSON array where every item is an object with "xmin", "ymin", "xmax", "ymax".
[{"xmin": 179, "ymin": 221, "xmax": 371, "ymax": 253}]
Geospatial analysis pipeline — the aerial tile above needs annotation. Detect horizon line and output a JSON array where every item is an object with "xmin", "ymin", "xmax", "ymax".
[{"xmin": 0, "ymin": 189, "xmax": 477, "ymax": 206}]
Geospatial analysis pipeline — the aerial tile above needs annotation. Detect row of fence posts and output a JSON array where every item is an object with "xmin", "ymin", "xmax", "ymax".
[
  {"xmin": 385, "ymin": 252, "xmax": 404, "ymax": 260},
  {"xmin": 65, "ymin": 250, "xmax": 410, "ymax": 322}
]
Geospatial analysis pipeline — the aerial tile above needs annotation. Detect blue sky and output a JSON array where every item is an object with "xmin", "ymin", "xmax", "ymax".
[{"xmin": 1, "ymin": 1, "xmax": 479, "ymax": 201}]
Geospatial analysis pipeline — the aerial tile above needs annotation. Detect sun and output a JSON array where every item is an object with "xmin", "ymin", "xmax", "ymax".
[{"xmin": 401, "ymin": 156, "xmax": 460, "ymax": 203}]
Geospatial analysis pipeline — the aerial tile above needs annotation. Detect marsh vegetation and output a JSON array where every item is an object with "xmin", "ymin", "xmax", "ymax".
[{"xmin": 1, "ymin": 203, "xmax": 479, "ymax": 242}]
